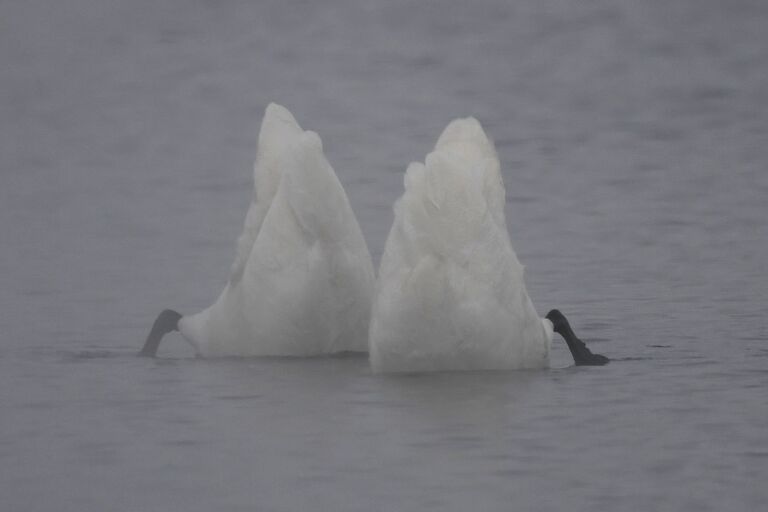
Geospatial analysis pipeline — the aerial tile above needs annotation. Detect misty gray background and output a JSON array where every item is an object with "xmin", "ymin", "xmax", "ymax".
[{"xmin": 1, "ymin": 0, "xmax": 767, "ymax": 511}]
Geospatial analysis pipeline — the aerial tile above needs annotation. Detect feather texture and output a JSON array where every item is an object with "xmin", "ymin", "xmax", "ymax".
[
  {"xmin": 179, "ymin": 104, "xmax": 375, "ymax": 356},
  {"xmin": 369, "ymin": 117, "xmax": 551, "ymax": 372}
]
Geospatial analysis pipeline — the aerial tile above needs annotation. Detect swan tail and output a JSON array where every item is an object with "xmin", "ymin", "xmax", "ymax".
[
  {"xmin": 230, "ymin": 103, "xmax": 305, "ymax": 283},
  {"xmin": 396, "ymin": 117, "xmax": 509, "ymax": 263},
  {"xmin": 282, "ymin": 131, "xmax": 356, "ymax": 242},
  {"xmin": 434, "ymin": 117, "xmax": 507, "ymax": 228},
  {"xmin": 253, "ymin": 103, "xmax": 304, "ymax": 205}
]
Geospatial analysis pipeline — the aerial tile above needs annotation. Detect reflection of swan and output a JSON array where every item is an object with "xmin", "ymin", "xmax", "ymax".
[
  {"xmin": 369, "ymin": 117, "xmax": 607, "ymax": 372},
  {"xmin": 141, "ymin": 104, "xmax": 375, "ymax": 357}
]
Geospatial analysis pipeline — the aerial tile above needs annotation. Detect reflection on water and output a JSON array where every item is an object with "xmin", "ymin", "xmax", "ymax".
[{"xmin": 1, "ymin": 0, "xmax": 767, "ymax": 510}]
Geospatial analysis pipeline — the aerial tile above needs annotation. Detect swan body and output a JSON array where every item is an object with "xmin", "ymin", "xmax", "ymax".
[
  {"xmin": 369, "ymin": 117, "xmax": 553, "ymax": 372},
  {"xmin": 142, "ymin": 104, "xmax": 607, "ymax": 365},
  {"xmin": 170, "ymin": 103, "xmax": 374, "ymax": 357}
]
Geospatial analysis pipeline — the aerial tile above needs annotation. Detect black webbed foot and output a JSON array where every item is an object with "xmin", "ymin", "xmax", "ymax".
[
  {"xmin": 140, "ymin": 309, "xmax": 182, "ymax": 357},
  {"xmin": 546, "ymin": 309, "xmax": 609, "ymax": 366}
]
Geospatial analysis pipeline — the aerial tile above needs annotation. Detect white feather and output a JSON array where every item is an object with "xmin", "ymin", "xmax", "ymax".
[
  {"xmin": 369, "ymin": 117, "xmax": 551, "ymax": 372},
  {"xmin": 179, "ymin": 104, "xmax": 375, "ymax": 356}
]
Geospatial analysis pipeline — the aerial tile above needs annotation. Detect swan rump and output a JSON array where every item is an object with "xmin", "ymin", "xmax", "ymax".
[
  {"xmin": 178, "ymin": 103, "xmax": 375, "ymax": 356},
  {"xmin": 369, "ymin": 117, "xmax": 552, "ymax": 372}
]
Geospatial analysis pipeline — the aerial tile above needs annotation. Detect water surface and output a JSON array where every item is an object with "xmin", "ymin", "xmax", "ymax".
[{"xmin": 1, "ymin": 1, "xmax": 767, "ymax": 510}]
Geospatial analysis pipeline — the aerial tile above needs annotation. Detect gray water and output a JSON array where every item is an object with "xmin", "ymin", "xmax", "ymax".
[{"xmin": 2, "ymin": 0, "xmax": 767, "ymax": 510}]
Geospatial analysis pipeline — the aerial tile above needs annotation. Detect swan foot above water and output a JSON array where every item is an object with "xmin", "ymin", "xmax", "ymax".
[
  {"xmin": 546, "ymin": 309, "xmax": 609, "ymax": 366},
  {"xmin": 139, "ymin": 308, "xmax": 610, "ymax": 366},
  {"xmin": 139, "ymin": 309, "xmax": 182, "ymax": 357}
]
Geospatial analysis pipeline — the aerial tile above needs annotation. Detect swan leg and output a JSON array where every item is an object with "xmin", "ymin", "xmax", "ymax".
[
  {"xmin": 139, "ymin": 309, "xmax": 182, "ymax": 357},
  {"xmin": 545, "ymin": 309, "xmax": 609, "ymax": 366}
]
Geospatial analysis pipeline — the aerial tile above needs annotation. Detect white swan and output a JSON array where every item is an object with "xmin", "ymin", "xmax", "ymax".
[
  {"xmin": 369, "ymin": 117, "xmax": 607, "ymax": 372},
  {"xmin": 141, "ymin": 103, "xmax": 375, "ymax": 357}
]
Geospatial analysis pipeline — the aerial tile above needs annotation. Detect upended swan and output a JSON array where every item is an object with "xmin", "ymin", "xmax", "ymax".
[
  {"xmin": 141, "ymin": 103, "xmax": 375, "ymax": 357},
  {"xmin": 369, "ymin": 117, "xmax": 607, "ymax": 372}
]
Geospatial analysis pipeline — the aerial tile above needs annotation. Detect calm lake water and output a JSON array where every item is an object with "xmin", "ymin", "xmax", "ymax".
[{"xmin": 1, "ymin": 0, "xmax": 767, "ymax": 510}]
